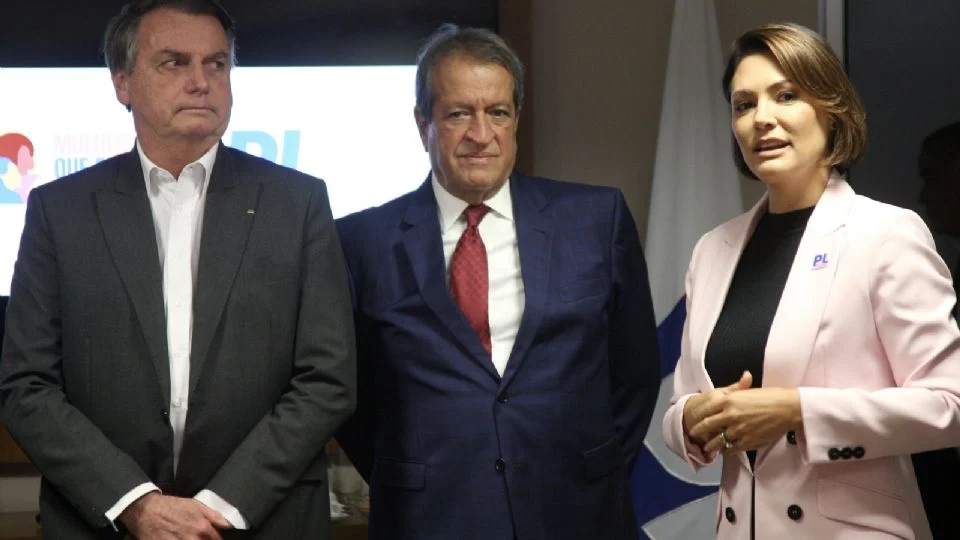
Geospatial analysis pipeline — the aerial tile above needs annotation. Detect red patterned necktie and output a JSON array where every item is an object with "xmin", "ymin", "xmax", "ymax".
[{"xmin": 450, "ymin": 204, "xmax": 491, "ymax": 353}]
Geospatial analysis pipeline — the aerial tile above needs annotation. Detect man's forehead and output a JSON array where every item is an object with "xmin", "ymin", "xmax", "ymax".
[{"xmin": 138, "ymin": 9, "xmax": 228, "ymax": 46}]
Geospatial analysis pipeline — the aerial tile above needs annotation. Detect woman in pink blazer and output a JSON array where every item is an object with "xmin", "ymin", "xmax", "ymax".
[{"xmin": 662, "ymin": 23, "xmax": 960, "ymax": 539}]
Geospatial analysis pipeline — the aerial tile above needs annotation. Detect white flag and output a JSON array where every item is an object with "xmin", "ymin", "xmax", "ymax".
[{"xmin": 630, "ymin": 0, "xmax": 743, "ymax": 538}]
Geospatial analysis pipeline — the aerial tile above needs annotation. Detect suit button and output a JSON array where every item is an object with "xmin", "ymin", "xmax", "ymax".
[
  {"xmin": 725, "ymin": 507, "xmax": 736, "ymax": 523},
  {"xmin": 161, "ymin": 409, "xmax": 170, "ymax": 424},
  {"xmin": 497, "ymin": 393, "xmax": 508, "ymax": 404},
  {"xmin": 495, "ymin": 458, "xmax": 506, "ymax": 473},
  {"xmin": 828, "ymin": 447, "xmax": 840, "ymax": 460},
  {"xmin": 787, "ymin": 504, "xmax": 803, "ymax": 521},
  {"xmin": 853, "ymin": 446, "xmax": 865, "ymax": 459},
  {"xmin": 841, "ymin": 447, "xmax": 853, "ymax": 460},
  {"xmin": 786, "ymin": 431, "xmax": 797, "ymax": 445}
]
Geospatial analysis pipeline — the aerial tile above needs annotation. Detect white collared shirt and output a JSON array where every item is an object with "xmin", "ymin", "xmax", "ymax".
[
  {"xmin": 140, "ymin": 142, "xmax": 213, "ymax": 473},
  {"xmin": 432, "ymin": 177, "xmax": 525, "ymax": 376},
  {"xmin": 105, "ymin": 142, "xmax": 247, "ymax": 530}
]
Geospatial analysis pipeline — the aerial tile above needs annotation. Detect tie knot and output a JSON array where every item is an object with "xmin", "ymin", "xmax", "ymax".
[{"xmin": 463, "ymin": 204, "xmax": 490, "ymax": 228}]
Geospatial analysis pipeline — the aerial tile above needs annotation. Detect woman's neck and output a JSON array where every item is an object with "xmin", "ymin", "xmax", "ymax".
[{"xmin": 765, "ymin": 166, "xmax": 831, "ymax": 214}]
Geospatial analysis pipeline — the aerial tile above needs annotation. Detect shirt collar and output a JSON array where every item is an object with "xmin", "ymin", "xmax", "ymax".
[
  {"xmin": 431, "ymin": 175, "xmax": 515, "ymax": 234},
  {"xmin": 136, "ymin": 140, "xmax": 219, "ymax": 193}
]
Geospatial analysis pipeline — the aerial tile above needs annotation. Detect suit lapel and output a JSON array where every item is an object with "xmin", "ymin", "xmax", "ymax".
[
  {"xmin": 96, "ymin": 149, "xmax": 170, "ymax": 401},
  {"xmin": 692, "ymin": 200, "xmax": 765, "ymax": 471},
  {"xmin": 400, "ymin": 178, "xmax": 501, "ymax": 380},
  {"xmin": 693, "ymin": 207, "xmax": 763, "ymax": 395},
  {"xmin": 190, "ymin": 146, "xmax": 261, "ymax": 393},
  {"xmin": 762, "ymin": 177, "xmax": 851, "ymax": 391},
  {"xmin": 500, "ymin": 176, "xmax": 553, "ymax": 389},
  {"xmin": 753, "ymin": 176, "xmax": 852, "ymax": 470}
]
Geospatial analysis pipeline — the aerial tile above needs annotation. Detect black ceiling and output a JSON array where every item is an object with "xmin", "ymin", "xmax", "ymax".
[{"xmin": 1, "ymin": 1, "xmax": 499, "ymax": 67}]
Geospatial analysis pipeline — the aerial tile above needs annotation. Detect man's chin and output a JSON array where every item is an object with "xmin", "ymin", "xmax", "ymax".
[{"xmin": 173, "ymin": 126, "xmax": 225, "ymax": 142}]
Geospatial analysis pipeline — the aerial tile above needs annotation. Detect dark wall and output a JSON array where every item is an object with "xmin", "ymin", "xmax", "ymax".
[
  {"xmin": 845, "ymin": 0, "xmax": 960, "ymax": 212},
  {"xmin": 0, "ymin": 1, "xmax": 497, "ymax": 67}
]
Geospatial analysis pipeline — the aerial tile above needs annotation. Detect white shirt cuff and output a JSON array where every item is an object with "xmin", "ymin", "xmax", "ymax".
[
  {"xmin": 195, "ymin": 489, "xmax": 248, "ymax": 530},
  {"xmin": 104, "ymin": 482, "xmax": 160, "ymax": 531}
]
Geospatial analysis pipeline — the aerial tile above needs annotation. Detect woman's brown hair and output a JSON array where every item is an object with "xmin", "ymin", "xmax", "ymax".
[{"xmin": 722, "ymin": 23, "xmax": 867, "ymax": 179}]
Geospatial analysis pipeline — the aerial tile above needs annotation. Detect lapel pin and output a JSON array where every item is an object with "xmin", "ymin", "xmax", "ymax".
[
  {"xmin": 812, "ymin": 253, "xmax": 829, "ymax": 270},
  {"xmin": 246, "ymin": 209, "xmax": 255, "ymax": 215}
]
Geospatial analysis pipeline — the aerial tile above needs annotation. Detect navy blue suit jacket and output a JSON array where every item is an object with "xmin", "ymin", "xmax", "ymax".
[{"xmin": 335, "ymin": 174, "xmax": 660, "ymax": 540}]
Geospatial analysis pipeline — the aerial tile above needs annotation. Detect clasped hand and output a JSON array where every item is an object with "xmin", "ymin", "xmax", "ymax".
[
  {"xmin": 682, "ymin": 371, "xmax": 802, "ymax": 454},
  {"xmin": 119, "ymin": 492, "xmax": 232, "ymax": 540}
]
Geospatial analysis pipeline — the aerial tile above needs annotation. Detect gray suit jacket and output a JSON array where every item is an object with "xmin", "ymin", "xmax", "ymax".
[{"xmin": 0, "ymin": 145, "xmax": 356, "ymax": 539}]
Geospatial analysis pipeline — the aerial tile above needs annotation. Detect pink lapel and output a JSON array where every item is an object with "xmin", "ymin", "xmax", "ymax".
[
  {"xmin": 689, "ymin": 197, "xmax": 767, "ymax": 472},
  {"xmin": 762, "ymin": 175, "xmax": 853, "ymax": 389},
  {"xmin": 690, "ymin": 196, "xmax": 767, "ymax": 395},
  {"xmin": 755, "ymin": 174, "xmax": 854, "ymax": 469}
]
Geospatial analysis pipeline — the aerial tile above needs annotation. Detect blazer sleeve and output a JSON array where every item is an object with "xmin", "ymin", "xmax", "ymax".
[
  {"xmin": 608, "ymin": 190, "xmax": 661, "ymax": 474},
  {"xmin": 662, "ymin": 233, "xmax": 720, "ymax": 470},
  {"xmin": 798, "ymin": 210, "xmax": 960, "ymax": 464},
  {"xmin": 0, "ymin": 189, "xmax": 152, "ymax": 529},
  {"xmin": 200, "ymin": 179, "xmax": 358, "ymax": 527},
  {"xmin": 333, "ymin": 234, "xmax": 376, "ymax": 482}
]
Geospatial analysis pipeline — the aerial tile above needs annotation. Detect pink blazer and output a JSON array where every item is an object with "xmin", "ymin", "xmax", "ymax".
[{"xmin": 662, "ymin": 176, "xmax": 960, "ymax": 539}]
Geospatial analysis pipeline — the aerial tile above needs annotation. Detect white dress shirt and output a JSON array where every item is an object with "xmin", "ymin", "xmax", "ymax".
[
  {"xmin": 432, "ymin": 177, "xmax": 525, "ymax": 375},
  {"xmin": 104, "ymin": 142, "xmax": 247, "ymax": 530}
]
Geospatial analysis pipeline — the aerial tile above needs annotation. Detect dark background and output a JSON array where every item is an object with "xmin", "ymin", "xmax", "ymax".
[
  {"xmin": 845, "ymin": 0, "xmax": 960, "ymax": 283},
  {"xmin": 845, "ymin": 0, "xmax": 960, "ymax": 214},
  {"xmin": 0, "ymin": 0, "xmax": 498, "ymax": 67}
]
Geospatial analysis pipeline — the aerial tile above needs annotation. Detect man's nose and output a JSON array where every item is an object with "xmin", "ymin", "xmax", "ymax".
[
  {"xmin": 465, "ymin": 113, "xmax": 493, "ymax": 144},
  {"xmin": 186, "ymin": 63, "xmax": 211, "ymax": 93}
]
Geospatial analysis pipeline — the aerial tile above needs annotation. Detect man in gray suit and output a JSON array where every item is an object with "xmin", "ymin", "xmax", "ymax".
[{"xmin": 0, "ymin": 1, "xmax": 356, "ymax": 538}]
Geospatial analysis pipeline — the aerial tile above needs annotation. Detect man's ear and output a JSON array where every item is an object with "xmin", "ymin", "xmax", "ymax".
[
  {"xmin": 414, "ymin": 106, "xmax": 430, "ymax": 151},
  {"xmin": 113, "ymin": 71, "xmax": 132, "ymax": 111}
]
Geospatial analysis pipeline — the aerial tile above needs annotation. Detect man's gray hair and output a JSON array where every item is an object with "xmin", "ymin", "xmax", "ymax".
[{"xmin": 415, "ymin": 23, "xmax": 525, "ymax": 120}]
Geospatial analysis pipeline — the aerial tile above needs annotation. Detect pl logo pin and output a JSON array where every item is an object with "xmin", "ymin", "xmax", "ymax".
[{"xmin": 812, "ymin": 253, "xmax": 829, "ymax": 270}]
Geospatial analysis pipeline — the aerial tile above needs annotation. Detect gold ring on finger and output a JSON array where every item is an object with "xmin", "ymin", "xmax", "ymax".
[{"xmin": 720, "ymin": 430, "xmax": 733, "ymax": 450}]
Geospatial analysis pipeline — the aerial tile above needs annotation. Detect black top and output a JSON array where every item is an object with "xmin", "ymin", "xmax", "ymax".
[
  {"xmin": 705, "ymin": 206, "xmax": 814, "ymax": 391},
  {"xmin": 954, "ymin": 253, "xmax": 960, "ymax": 319}
]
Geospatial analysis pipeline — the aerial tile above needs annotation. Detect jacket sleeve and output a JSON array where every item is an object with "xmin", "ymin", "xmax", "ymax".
[
  {"xmin": 798, "ymin": 210, "xmax": 960, "ymax": 464},
  {"xmin": 200, "ymin": 179, "xmax": 358, "ymax": 527},
  {"xmin": 0, "ymin": 189, "xmax": 152, "ymax": 529},
  {"xmin": 608, "ymin": 190, "xmax": 661, "ymax": 474},
  {"xmin": 662, "ymin": 232, "xmax": 720, "ymax": 470},
  {"xmin": 333, "ymin": 232, "xmax": 376, "ymax": 481}
]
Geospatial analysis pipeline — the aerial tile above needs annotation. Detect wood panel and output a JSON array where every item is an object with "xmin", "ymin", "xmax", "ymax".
[
  {"xmin": 0, "ymin": 512, "xmax": 40, "ymax": 540},
  {"xmin": 0, "ymin": 425, "xmax": 28, "ymax": 465}
]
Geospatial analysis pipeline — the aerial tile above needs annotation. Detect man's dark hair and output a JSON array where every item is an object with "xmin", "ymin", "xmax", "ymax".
[{"xmin": 103, "ymin": 0, "xmax": 236, "ymax": 75}]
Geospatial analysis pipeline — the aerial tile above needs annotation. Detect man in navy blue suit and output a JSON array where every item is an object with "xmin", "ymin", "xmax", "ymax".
[{"xmin": 335, "ymin": 23, "xmax": 660, "ymax": 540}]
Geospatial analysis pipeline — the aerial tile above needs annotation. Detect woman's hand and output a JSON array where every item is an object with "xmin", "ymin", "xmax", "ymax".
[
  {"xmin": 682, "ymin": 371, "xmax": 753, "ymax": 446},
  {"xmin": 689, "ymin": 384, "xmax": 803, "ymax": 454}
]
